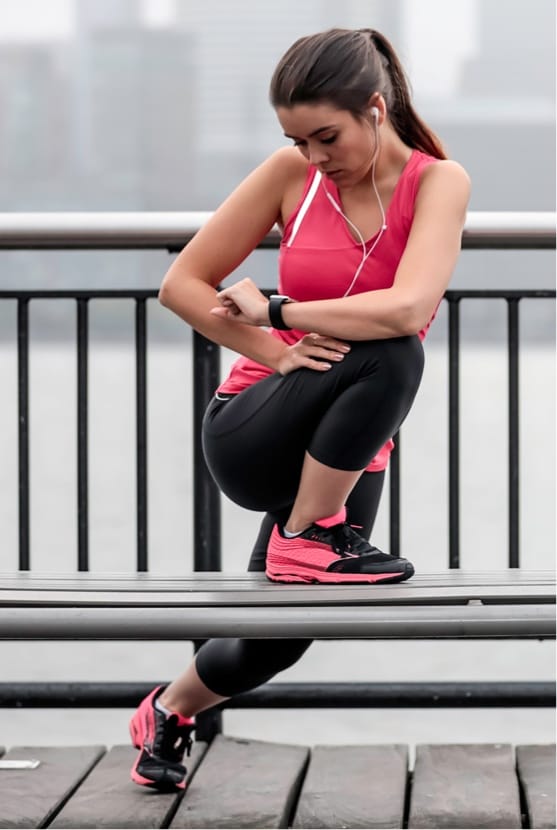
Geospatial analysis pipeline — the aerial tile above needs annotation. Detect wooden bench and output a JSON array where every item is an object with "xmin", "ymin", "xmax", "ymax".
[
  {"xmin": 0, "ymin": 570, "xmax": 555, "ymax": 640},
  {"xmin": 1, "ymin": 570, "xmax": 554, "ymax": 828},
  {"xmin": 0, "ymin": 738, "xmax": 554, "ymax": 828}
]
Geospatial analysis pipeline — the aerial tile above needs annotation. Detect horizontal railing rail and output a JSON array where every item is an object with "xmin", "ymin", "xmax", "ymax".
[
  {"xmin": 0, "ymin": 214, "xmax": 554, "ymax": 724},
  {"xmin": 0, "ymin": 211, "xmax": 555, "ymax": 249},
  {"xmin": 0, "ymin": 682, "xmax": 553, "ymax": 709}
]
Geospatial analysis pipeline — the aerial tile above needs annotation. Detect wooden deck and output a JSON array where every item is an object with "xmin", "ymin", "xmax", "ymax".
[{"xmin": 0, "ymin": 738, "xmax": 554, "ymax": 829}]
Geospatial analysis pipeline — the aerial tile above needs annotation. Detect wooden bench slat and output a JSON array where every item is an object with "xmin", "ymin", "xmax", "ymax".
[
  {"xmin": 408, "ymin": 744, "xmax": 522, "ymax": 829},
  {"xmin": 0, "ymin": 745, "xmax": 105, "ymax": 829},
  {"xmin": 516, "ymin": 744, "xmax": 556, "ymax": 829},
  {"xmin": 0, "ymin": 571, "xmax": 554, "ymax": 607},
  {"xmin": 292, "ymin": 744, "xmax": 408, "ymax": 829},
  {"xmin": 50, "ymin": 743, "xmax": 207, "ymax": 829},
  {"xmin": 170, "ymin": 735, "xmax": 309, "ymax": 829}
]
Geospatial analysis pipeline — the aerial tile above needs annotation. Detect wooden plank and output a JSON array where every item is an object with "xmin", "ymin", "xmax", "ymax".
[
  {"xmin": 0, "ymin": 745, "xmax": 105, "ymax": 829},
  {"xmin": 292, "ymin": 744, "xmax": 408, "ymax": 829},
  {"xmin": 51, "ymin": 742, "xmax": 207, "ymax": 829},
  {"xmin": 516, "ymin": 744, "xmax": 556, "ymax": 829},
  {"xmin": 408, "ymin": 744, "xmax": 522, "ymax": 829},
  {"xmin": 0, "ymin": 571, "xmax": 554, "ymax": 607},
  {"xmin": 170, "ymin": 735, "xmax": 309, "ymax": 828}
]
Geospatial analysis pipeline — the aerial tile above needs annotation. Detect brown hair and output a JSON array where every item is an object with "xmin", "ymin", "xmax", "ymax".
[{"xmin": 270, "ymin": 28, "xmax": 446, "ymax": 160}]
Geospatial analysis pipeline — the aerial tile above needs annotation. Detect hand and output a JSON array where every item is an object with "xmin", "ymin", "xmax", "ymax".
[
  {"xmin": 210, "ymin": 278, "xmax": 270, "ymax": 327},
  {"xmin": 276, "ymin": 333, "xmax": 351, "ymax": 376}
]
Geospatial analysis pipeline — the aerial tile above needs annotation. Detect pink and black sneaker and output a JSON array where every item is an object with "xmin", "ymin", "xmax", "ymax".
[
  {"xmin": 129, "ymin": 686, "xmax": 195, "ymax": 790},
  {"xmin": 266, "ymin": 522, "xmax": 415, "ymax": 584}
]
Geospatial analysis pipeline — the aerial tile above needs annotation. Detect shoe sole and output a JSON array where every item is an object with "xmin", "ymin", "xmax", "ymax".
[{"xmin": 265, "ymin": 566, "xmax": 412, "ymax": 584}]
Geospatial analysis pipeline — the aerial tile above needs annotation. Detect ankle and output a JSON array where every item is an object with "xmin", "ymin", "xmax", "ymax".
[
  {"xmin": 285, "ymin": 506, "xmax": 346, "ymax": 535},
  {"xmin": 158, "ymin": 692, "xmax": 193, "ymax": 720},
  {"xmin": 282, "ymin": 522, "xmax": 310, "ymax": 536}
]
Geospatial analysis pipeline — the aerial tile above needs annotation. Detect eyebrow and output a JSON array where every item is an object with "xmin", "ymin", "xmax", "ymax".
[{"xmin": 283, "ymin": 125, "xmax": 337, "ymax": 139}]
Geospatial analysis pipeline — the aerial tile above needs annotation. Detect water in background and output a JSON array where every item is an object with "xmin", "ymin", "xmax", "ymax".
[{"xmin": 0, "ymin": 336, "xmax": 554, "ymax": 752}]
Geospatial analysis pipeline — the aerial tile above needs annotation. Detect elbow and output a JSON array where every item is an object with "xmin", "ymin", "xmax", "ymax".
[
  {"xmin": 393, "ymin": 301, "xmax": 429, "ymax": 337},
  {"xmin": 158, "ymin": 272, "xmax": 176, "ymax": 309}
]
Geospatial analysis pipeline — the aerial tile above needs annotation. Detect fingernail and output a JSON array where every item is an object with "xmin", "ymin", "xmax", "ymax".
[
  {"xmin": 333, "ymin": 353, "xmax": 344, "ymax": 361},
  {"xmin": 322, "ymin": 363, "xmax": 332, "ymax": 370},
  {"xmin": 340, "ymin": 346, "xmax": 351, "ymax": 352}
]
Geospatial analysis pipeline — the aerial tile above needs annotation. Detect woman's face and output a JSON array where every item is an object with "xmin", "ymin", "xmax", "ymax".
[{"xmin": 276, "ymin": 101, "xmax": 377, "ymax": 186}]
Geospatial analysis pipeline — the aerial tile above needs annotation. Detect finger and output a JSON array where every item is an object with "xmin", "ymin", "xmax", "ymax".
[
  {"xmin": 305, "ymin": 346, "xmax": 347, "ymax": 362},
  {"xmin": 210, "ymin": 306, "xmax": 241, "ymax": 319},
  {"xmin": 210, "ymin": 306, "xmax": 230, "ymax": 318},
  {"xmin": 302, "ymin": 358, "xmax": 333, "ymax": 371},
  {"xmin": 304, "ymin": 333, "xmax": 351, "ymax": 352}
]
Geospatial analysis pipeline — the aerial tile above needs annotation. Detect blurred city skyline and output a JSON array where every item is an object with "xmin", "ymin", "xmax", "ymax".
[{"xmin": 0, "ymin": 0, "xmax": 554, "ymax": 340}]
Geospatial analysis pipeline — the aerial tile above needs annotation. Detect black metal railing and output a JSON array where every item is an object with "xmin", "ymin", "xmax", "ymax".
[
  {"xmin": 2, "ymin": 286, "xmax": 554, "ymax": 573},
  {"xmin": 0, "ymin": 212, "xmax": 555, "ymax": 718}
]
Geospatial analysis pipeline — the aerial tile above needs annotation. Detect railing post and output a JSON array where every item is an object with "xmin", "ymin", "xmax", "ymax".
[
  {"xmin": 192, "ymin": 331, "xmax": 221, "ymax": 571},
  {"xmin": 389, "ymin": 432, "xmax": 400, "ymax": 558},
  {"xmin": 507, "ymin": 299, "xmax": 520, "ymax": 567},
  {"xmin": 135, "ymin": 299, "xmax": 148, "ymax": 571},
  {"xmin": 448, "ymin": 296, "xmax": 461, "ymax": 568},
  {"xmin": 17, "ymin": 298, "xmax": 30, "ymax": 570},
  {"xmin": 76, "ymin": 298, "xmax": 89, "ymax": 571}
]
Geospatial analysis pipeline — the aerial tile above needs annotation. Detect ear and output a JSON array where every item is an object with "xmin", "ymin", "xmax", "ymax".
[{"xmin": 367, "ymin": 93, "xmax": 386, "ymax": 125}]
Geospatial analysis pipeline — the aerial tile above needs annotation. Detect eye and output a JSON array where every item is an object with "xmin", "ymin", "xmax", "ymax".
[{"xmin": 321, "ymin": 135, "xmax": 337, "ymax": 144}]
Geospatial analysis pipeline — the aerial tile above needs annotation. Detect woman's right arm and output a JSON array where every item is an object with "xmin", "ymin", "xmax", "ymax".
[{"xmin": 159, "ymin": 147, "xmax": 300, "ymax": 372}]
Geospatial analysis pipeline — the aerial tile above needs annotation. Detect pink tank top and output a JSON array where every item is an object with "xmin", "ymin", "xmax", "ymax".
[{"xmin": 217, "ymin": 148, "xmax": 439, "ymax": 471}]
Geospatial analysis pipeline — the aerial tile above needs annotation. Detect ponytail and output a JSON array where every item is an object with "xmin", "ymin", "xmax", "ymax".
[{"xmin": 365, "ymin": 29, "xmax": 447, "ymax": 159}]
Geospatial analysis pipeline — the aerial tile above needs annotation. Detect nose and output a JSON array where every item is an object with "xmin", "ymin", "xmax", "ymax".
[{"xmin": 308, "ymin": 144, "xmax": 330, "ymax": 166}]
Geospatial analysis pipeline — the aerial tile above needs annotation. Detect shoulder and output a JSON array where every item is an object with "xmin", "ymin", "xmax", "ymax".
[
  {"xmin": 261, "ymin": 147, "xmax": 312, "ymax": 227},
  {"xmin": 419, "ymin": 159, "xmax": 471, "ymax": 201},
  {"xmin": 256, "ymin": 145, "xmax": 309, "ymax": 182},
  {"xmin": 412, "ymin": 159, "xmax": 471, "ymax": 222},
  {"xmin": 231, "ymin": 146, "xmax": 309, "ymax": 211}
]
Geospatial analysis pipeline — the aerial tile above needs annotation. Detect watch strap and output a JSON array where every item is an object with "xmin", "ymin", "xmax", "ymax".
[{"xmin": 268, "ymin": 294, "xmax": 292, "ymax": 330}]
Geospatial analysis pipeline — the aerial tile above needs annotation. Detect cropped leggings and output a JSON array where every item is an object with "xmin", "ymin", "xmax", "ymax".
[{"xmin": 196, "ymin": 335, "xmax": 424, "ymax": 697}]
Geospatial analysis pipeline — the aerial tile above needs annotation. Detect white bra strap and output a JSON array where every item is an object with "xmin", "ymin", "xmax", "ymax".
[{"xmin": 285, "ymin": 170, "xmax": 322, "ymax": 247}]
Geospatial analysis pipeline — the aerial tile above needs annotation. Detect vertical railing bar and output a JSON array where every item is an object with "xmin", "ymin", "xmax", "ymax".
[
  {"xmin": 76, "ymin": 299, "xmax": 89, "ymax": 571},
  {"xmin": 508, "ymin": 299, "xmax": 520, "ymax": 568},
  {"xmin": 448, "ymin": 298, "xmax": 461, "ymax": 568},
  {"xmin": 135, "ymin": 299, "xmax": 148, "ymax": 572},
  {"xmin": 389, "ymin": 431, "xmax": 400, "ymax": 557},
  {"xmin": 17, "ymin": 299, "xmax": 30, "ymax": 570},
  {"xmin": 192, "ymin": 331, "xmax": 221, "ymax": 572}
]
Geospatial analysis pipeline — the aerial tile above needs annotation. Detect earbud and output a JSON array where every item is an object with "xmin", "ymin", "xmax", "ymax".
[{"xmin": 371, "ymin": 106, "xmax": 379, "ymax": 120}]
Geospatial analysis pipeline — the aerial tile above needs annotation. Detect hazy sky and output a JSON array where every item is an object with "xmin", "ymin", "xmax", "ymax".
[
  {"xmin": 0, "ymin": 0, "xmax": 481, "ymax": 97},
  {"xmin": 0, "ymin": 0, "xmax": 175, "ymax": 40}
]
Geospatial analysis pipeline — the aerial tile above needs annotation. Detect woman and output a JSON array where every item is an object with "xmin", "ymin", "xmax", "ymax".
[{"xmin": 129, "ymin": 27, "xmax": 470, "ymax": 790}]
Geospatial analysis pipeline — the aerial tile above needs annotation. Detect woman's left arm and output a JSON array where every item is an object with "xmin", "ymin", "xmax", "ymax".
[{"xmin": 214, "ymin": 161, "xmax": 471, "ymax": 339}]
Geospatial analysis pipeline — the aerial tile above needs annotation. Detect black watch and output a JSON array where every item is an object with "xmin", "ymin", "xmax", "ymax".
[{"xmin": 268, "ymin": 294, "xmax": 293, "ymax": 330}]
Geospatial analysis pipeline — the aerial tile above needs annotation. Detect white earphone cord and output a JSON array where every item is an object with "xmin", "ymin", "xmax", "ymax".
[{"xmin": 322, "ymin": 114, "xmax": 387, "ymax": 297}]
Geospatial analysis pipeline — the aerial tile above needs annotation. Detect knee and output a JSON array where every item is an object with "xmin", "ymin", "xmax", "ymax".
[
  {"xmin": 384, "ymin": 335, "xmax": 424, "ymax": 393},
  {"xmin": 357, "ymin": 335, "xmax": 424, "ymax": 393}
]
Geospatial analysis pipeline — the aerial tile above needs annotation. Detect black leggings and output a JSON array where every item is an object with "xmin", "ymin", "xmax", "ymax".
[{"xmin": 196, "ymin": 336, "xmax": 424, "ymax": 697}]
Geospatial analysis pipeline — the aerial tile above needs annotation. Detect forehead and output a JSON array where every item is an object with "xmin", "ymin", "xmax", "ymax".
[{"xmin": 276, "ymin": 103, "xmax": 354, "ymax": 136}]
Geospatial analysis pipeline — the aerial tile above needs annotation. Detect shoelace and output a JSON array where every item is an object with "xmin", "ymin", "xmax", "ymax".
[
  {"xmin": 160, "ymin": 715, "xmax": 194, "ymax": 761},
  {"xmin": 313, "ymin": 523, "xmax": 373, "ymax": 557}
]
